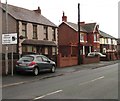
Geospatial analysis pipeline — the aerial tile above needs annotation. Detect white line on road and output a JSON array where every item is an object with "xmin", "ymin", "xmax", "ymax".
[
  {"xmin": 79, "ymin": 76, "xmax": 104, "ymax": 86},
  {"xmin": 33, "ymin": 89, "xmax": 63, "ymax": 100},
  {"xmin": 1, "ymin": 82, "xmax": 24, "ymax": 88}
]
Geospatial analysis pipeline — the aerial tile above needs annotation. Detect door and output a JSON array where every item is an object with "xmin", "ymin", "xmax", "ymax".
[{"xmin": 41, "ymin": 56, "xmax": 52, "ymax": 70}]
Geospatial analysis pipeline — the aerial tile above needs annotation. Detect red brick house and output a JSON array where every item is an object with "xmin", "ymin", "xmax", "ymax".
[{"xmin": 57, "ymin": 13, "xmax": 100, "ymax": 67}]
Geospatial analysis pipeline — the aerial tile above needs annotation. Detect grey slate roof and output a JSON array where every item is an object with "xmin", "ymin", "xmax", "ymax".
[
  {"xmin": 99, "ymin": 30, "xmax": 116, "ymax": 39},
  {"xmin": 81, "ymin": 23, "xmax": 96, "ymax": 32},
  {"xmin": 2, "ymin": 3, "xmax": 57, "ymax": 27},
  {"xmin": 62, "ymin": 22, "xmax": 97, "ymax": 33},
  {"xmin": 66, "ymin": 22, "xmax": 87, "ymax": 32}
]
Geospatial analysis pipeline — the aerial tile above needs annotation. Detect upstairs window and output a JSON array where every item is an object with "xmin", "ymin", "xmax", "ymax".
[
  {"xmin": 94, "ymin": 34, "xmax": 97, "ymax": 41},
  {"xmin": 94, "ymin": 33, "xmax": 99, "ymax": 42},
  {"xmin": 80, "ymin": 34, "xmax": 84, "ymax": 42},
  {"xmin": 52, "ymin": 28, "xmax": 56, "ymax": 41},
  {"xmin": 22, "ymin": 23, "xmax": 27, "ymax": 38},
  {"xmin": 44, "ymin": 26, "xmax": 48, "ymax": 40},
  {"xmin": 33, "ymin": 25, "xmax": 37, "ymax": 39}
]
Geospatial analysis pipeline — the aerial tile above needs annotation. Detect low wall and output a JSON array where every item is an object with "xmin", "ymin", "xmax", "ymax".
[
  {"xmin": 82, "ymin": 55, "xmax": 100, "ymax": 64},
  {"xmin": 57, "ymin": 54, "xmax": 78, "ymax": 67}
]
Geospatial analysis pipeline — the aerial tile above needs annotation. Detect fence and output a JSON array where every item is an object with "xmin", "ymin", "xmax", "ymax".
[{"xmin": 1, "ymin": 59, "xmax": 18, "ymax": 75}]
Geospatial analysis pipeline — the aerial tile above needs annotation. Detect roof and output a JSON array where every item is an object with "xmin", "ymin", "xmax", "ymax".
[
  {"xmin": 117, "ymin": 38, "xmax": 120, "ymax": 44},
  {"xmin": 81, "ymin": 23, "xmax": 97, "ymax": 33},
  {"xmin": 66, "ymin": 22, "xmax": 87, "ymax": 32},
  {"xmin": 60, "ymin": 22, "xmax": 98, "ymax": 33},
  {"xmin": 22, "ymin": 39, "xmax": 57, "ymax": 46},
  {"xmin": 99, "ymin": 30, "xmax": 116, "ymax": 39},
  {"xmin": 1, "ymin": 3, "xmax": 57, "ymax": 27}
]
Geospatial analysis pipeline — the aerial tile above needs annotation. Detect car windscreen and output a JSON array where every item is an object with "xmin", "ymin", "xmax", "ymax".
[{"xmin": 19, "ymin": 56, "xmax": 34, "ymax": 62}]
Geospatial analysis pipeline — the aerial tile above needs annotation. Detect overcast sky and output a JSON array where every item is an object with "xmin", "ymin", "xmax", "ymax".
[{"xmin": 1, "ymin": 0, "xmax": 119, "ymax": 38}]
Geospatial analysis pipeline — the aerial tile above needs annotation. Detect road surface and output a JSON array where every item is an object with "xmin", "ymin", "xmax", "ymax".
[{"xmin": 2, "ymin": 63, "xmax": 118, "ymax": 100}]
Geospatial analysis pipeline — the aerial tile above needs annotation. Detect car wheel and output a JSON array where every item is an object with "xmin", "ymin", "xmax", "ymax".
[
  {"xmin": 33, "ymin": 67, "xmax": 39, "ymax": 76},
  {"xmin": 51, "ymin": 66, "xmax": 56, "ymax": 73}
]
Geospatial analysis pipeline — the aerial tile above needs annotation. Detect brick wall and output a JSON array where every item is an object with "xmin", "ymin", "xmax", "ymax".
[
  {"xmin": 58, "ymin": 23, "xmax": 78, "ymax": 46},
  {"xmin": 57, "ymin": 54, "xmax": 78, "ymax": 67},
  {"xmin": 82, "ymin": 55, "xmax": 100, "ymax": 64}
]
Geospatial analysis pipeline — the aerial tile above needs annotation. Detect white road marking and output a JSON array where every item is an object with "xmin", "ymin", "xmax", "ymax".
[
  {"xmin": 33, "ymin": 90, "xmax": 63, "ymax": 100},
  {"xmin": 2, "ymin": 82, "xmax": 24, "ymax": 88},
  {"xmin": 79, "ymin": 76, "xmax": 104, "ymax": 86}
]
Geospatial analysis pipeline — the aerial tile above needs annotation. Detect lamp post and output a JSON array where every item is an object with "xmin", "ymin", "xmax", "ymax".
[
  {"xmin": 5, "ymin": 0, "xmax": 8, "ymax": 75},
  {"xmin": 78, "ymin": 3, "xmax": 81, "ymax": 65}
]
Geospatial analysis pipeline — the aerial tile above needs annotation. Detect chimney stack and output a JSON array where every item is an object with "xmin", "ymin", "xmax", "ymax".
[
  {"xmin": 80, "ymin": 22, "xmax": 85, "ymax": 25},
  {"xmin": 34, "ymin": 6, "xmax": 41, "ymax": 14},
  {"xmin": 62, "ymin": 11, "xmax": 67, "ymax": 22}
]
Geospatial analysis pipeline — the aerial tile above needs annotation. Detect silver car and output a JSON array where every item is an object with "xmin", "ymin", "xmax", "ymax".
[{"xmin": 88, "ymin": 52, "xmax": 106, "ymax": 57}]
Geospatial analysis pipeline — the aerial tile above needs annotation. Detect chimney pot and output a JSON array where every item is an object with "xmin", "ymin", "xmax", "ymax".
[
  {"xmin": 34, "ymin": 6, "xmax": 41, "ymax": 14},
  {"xmin": 62, "ymin": 11, "xmax": 67, "ymax": 22}
]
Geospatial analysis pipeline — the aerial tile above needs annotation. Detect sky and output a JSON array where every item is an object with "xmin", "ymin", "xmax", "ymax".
[{"xmin": 1, "ymin": 0, "xmax": 119, "ymax": 38}]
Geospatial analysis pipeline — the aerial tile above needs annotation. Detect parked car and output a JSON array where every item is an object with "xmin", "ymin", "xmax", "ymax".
[
  {"xmin": 88, "ymin": 52, "xmax": 106, "ymax": 57},
  {"xmin": 16, "ymin": 54, "xmax": 56, "ymax": 76}
]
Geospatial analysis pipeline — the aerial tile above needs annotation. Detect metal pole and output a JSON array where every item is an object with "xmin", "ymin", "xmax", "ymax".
[
  {"xmin": 11, "ymin": 45, "xmax": 13, "ymax": 76},
  {"xmin": 78, "ymin": 3, "xmax": 81, "ymax": 65},
  {"xmin": 5, "ymin": 0, "xmax": 8, "ymax": 75}
]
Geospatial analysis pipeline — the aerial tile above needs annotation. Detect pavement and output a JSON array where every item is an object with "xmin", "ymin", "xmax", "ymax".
[{"xmin": 2, "ymin": 60, "xmax": 119, "ymax": 88}]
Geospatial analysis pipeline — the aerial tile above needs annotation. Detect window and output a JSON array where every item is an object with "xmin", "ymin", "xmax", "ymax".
[
  {"xmin": 22, "ymin": 45, "xmax": 27, "ymax": 52},
  {"xmin": 52, "ymin": 28, "xmax": 56, "ymax": 41},
  {"xmin": 94, "ymin": 34, "xmax": 99, "ymax": 42},
  {"xmin": 106, "ymin": 38, "xmax": 108, "ymax": 43},
  {"xmin": 42, "ymin": 56, "xmax": 48, "ymax": 62},
  {"xmin": 36, "ymin": 56, "xmax": 42, "ymax": 61},
  {"xmin": 52, "ymin": 47, "xmax": 56, "ymax": 55},
  {"xmin": 80, "ymin": 34, "xmax": 84, "ymax": 42},
  {"xmin": 111, "ymin": 39, "xmax": 113, "ymax": 44},
  {"xmin": 33, "ymin": 25, "xmax": 37, "ymax": 39},
  {"xmin": 22, "ymin": 23, "xmax": 27, "ymax": 38},
  {"xmin": 44, "ymin": 47, "xmax": 48, "ymax": 55},
  {"xmin": 44, "ymin": 26, "xmax": 48, "ymax": 40},
  {"xmin": 97, "ymin": 34, "xmax": 99, "ymax": 41},
  {"xmin": 27, "ymin": 46, "xmax": 33, "ymax": 52},
  {"xmin": 94, "ymin": 34, "xmax": 97, "ymax": 41}
]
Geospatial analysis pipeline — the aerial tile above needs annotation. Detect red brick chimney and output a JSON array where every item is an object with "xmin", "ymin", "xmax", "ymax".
[
  {"xmin": 80, "ymin": 22, "xmax": 85, "ymax": 25},
  {"xmin": 62, "ymin": 11, "xmax": 67, "ymax": 22},
  {"xmin": 34, "ymin": 7, "xmax": 41, "ymax": 14}
]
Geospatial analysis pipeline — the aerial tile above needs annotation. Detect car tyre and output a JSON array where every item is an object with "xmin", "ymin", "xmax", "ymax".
[
  {"xmin": 51, "ymin": 66, "xmax": 56, "ymax": 73},
  {"xmin": 33, "ymin": 67, "xmax": 39, "ymax": 76}
]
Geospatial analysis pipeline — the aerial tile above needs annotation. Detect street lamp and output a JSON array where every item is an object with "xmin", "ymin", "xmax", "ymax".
[
  {"xmin": 5, "ymin": 0, "xmax": 8, "ymax": 75},
  {"xmin": 78, "ymin": 3, "xmax": 81, "ymax": 65}
]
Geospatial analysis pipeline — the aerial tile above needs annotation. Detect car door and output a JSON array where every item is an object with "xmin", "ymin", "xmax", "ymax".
[
  {"xmin": 35, "ymin": 56, "xmax": 44, "ymax": 71},
  {"xmin": 41, "ymin": 56, "xmax": 52, "ymax": 70}
]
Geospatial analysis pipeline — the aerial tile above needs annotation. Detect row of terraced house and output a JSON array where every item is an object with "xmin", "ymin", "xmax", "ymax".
[{"xmin": 1, "ymin": 3, "xmax": 120, "ymax": 74}]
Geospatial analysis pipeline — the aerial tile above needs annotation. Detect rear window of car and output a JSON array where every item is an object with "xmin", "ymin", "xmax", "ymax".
[{"xmin": 19, "ymin": 56, "xmax": 34, "ymax": 62}]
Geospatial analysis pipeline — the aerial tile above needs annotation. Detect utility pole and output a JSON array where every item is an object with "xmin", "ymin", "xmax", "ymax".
[
  {"xmin": 78, "ymin": 3, "xmax": 81, "ymax": 65},
  {"xmin": 5, "ymin": 0, "xmax": 8, "ymax": 75}
]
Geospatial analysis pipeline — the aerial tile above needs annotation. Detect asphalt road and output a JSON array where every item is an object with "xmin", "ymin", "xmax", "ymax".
[{"xmin": 2, "ymin": 63, "xmax": 118, "ymax": 100}]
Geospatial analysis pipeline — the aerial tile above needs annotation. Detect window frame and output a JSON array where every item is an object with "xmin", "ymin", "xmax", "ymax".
[
  {"xmin": 44, "ymin": 26, "xmax": 48, "ymax": 40},
  {"xmin": 22, "ymin": 23, "xmax": 27, "ymax": 38},
  {"xmin": 33, "ymin": 24, "xmax": 38, "ymax": 39},
  {"xmin": 52, "ymin": 27, "xmax": 56, "ymax": 41}
]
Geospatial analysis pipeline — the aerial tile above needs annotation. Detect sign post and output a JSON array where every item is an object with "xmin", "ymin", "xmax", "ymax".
[{"xmin": 2, "ymin": 33, "xmax": 17, "ymax": 76}]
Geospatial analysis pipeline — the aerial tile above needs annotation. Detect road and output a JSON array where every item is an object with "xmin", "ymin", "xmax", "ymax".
[{"xmin": 2, "ymin": 63, "xmax": 118, "ymax": 100}]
